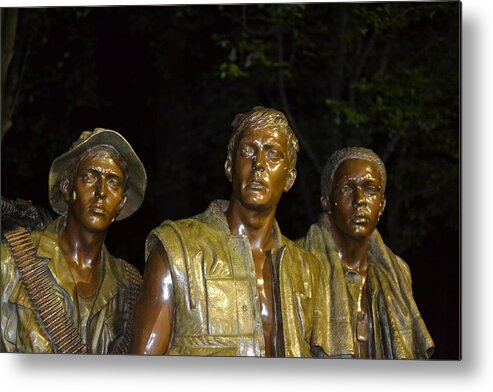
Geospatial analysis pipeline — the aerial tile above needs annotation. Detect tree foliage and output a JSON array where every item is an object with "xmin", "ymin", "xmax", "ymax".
[{"xmin": 207, "ymin": 3, "xmax": 459, "ymax": 252}]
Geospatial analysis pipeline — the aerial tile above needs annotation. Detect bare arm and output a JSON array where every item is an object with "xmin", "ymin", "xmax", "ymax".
[{"xmin": 129, "ymin": 242, "xmax": 174, "ymax": 354}]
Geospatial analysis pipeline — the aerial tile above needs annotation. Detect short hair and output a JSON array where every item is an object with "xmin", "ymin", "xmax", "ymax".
[
  {"xmin": 61, "ymin": 145, "xmax": 129, "ymax": 192},
  {"xmin": 225, "ymin": 106, "xmax": 299, "ymax": 170},
  {"xmin": 321, "ymin": 147, "xmax": 387, "ymax": 200}
]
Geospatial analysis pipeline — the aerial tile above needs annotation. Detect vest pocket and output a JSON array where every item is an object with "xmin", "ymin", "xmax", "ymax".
[{"xmin": 203, "ymin": 277, "xmax": 238, "ymax": 335}]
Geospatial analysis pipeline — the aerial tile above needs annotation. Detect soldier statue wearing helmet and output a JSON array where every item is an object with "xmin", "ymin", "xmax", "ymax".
[{"xmin": 1, "ymin": 128, "xmax": 146, "ymax": 354}]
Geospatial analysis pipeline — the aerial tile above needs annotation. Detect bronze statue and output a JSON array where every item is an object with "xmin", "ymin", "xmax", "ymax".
[
  {"xmin": 298, "ymin": 147, "xmax": 434, "ymax": 359},
  {"xmin": 1, "ymin": 128, "xmax": 146, "ymax": 353},
  {"xmin": 130, "ymin": 106, "xmax": 324, "ymax": 357}
]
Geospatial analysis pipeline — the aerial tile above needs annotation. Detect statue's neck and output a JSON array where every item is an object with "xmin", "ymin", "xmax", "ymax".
[
  {"xmin": 58, "ymin": 216, "xmax": 106, "ymax": 268},
  {"xmin": 328, "ymin": 219, "xmax": 369, "ymax": 272},
  {"xmin": 225, "ymin": 197, "xmax": 276, "ymax": 252}
]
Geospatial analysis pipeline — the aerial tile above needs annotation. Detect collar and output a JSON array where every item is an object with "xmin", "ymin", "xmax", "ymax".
[
  {"xmin": 205, "ymin": 199, "xmax": 286, "ymax": 248},
  {"xmin": 317, "ymin": 212, "xmax": 378, "ymax": 269},
  {"xmin": 34, "ymin": 216, "xmax": 124, "ymax": 315},
  {"xmin": 313, "ymin": 214, "xmax": 434, "ymax": 358}
]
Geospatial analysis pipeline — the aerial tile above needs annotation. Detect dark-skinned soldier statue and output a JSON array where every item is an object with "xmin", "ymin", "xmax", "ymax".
[{"xmin": 298, "ymin": 147, "xmax": 434, "ymax": 359}]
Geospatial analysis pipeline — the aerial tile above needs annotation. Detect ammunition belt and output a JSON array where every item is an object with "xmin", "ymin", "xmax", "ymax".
[
  {"xmin": 4, "ymin": 228, "xmax": 87, "ymax": 354},
  {"xmin": 112, "ymin": 260, "xmax": 142, "ymax": 354}
]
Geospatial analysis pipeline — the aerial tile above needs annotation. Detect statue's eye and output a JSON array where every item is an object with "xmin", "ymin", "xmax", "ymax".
[
  {"xmin": 365, "ymin": 185, "xmax": 379, "ymax": 195},
  {"xmin": 240, "ymin": 145, "xmax": 254, "ymax": 158},
  {"xmin": 107, "ymin": 177, "xmax": 122, "ymax": 190},
  {"xmin": 81, "ymin": 172, "xmax": 96, "ymax": 183},
  {"xmin": 267, "ymin": 149, "xmax": 281, "ymax": 162},
  {"xmin": 339, "ymin": 184, "xmax": 353, "ymax": 194}
]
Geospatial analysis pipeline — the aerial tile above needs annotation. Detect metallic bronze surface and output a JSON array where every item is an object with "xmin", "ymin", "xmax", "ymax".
[
  {"xmin": 1, "ymin": 129, "xmax": 146, "ymax": 354},
  {"xmin": 298, "ymin": 147, "xmax": 434, "ymax": 359},
  {"xmin": 3, "ymin": 228, "xmax": 86, "ymax": 353},
  {"xmin": 131, "ymin": 107, "xmax": 324, "ymax": 357}
]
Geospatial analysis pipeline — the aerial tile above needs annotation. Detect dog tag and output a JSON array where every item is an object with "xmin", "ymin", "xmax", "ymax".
[{"xmin": 356, "ymin": 317, "xmax": 369, "ymax": 342}]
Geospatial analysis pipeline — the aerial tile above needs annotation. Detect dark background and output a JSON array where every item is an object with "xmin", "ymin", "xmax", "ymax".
[{"xmin": 1, "ymin": 2, "xmax": 460, "ymax": 359}]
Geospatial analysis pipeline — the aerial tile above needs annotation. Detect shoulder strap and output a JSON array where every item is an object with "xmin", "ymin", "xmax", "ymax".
[
  {"xmin": 111, "ymin": 259, "xmax": 142, "ymax": 354},
  {"xmin": 4, "ymin": 228, "xmax": 87, "ymax": 354}
]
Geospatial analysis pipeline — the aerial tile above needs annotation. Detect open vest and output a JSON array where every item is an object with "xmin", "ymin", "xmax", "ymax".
[{"xmin": 146, "ymin": 200, "xmax": 323, "ymax": 357}]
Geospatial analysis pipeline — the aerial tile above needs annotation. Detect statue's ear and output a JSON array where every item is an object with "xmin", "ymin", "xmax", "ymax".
[
  {"xmin": 379, "ymin": 196, "xmax": 386, "ymax": 219},
  {"xmin": 320, "ymin": 195, "xmax": 330, "ymax": 213},
  {"xmin": 60, "ymin": 178, "xmax": 71, "ymax": 202},
  {"xmin": 283, "ymin": 168, "xmax": 297, "ymax": 192},
  {"xmin": 224, "ymin": 159, "xmax": 233, "ymax": 182},
  {"xmin": 116, "ymin": 195, "xmax": 127, "ymax": 216}
]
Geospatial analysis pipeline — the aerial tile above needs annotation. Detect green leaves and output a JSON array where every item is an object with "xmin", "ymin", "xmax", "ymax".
[
  {"xmin": 325, "ymin": 99, "xmax": 369, "ymax": 128},
  {"xmin": 219, "ymin": 62, "xmax": 248, "ymax": 80},
  {"xmin": 2, "ymin": 3, "xmax": 459, "ymax": 256}
]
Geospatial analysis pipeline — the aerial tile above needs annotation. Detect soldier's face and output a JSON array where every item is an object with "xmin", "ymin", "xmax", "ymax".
[
  {"xmin": 231, "ymin": 126, "xmax": 295, "ymax": 211},
  {"xmin": 69, "ymin": 152, "xmax": 125, "ymax": 233},
  {"xmin": 329, "ymin": 159, "xmax": 384, "ymax": 240}
]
